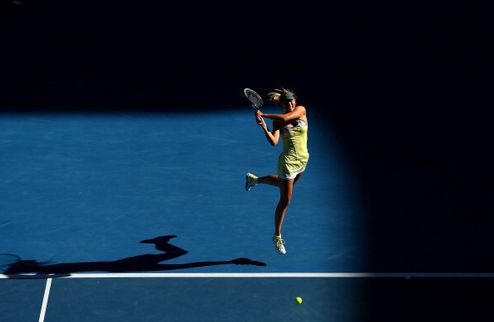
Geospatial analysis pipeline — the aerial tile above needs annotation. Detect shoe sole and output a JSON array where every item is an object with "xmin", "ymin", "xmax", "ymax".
[{"xmin": 245, "ymin": 174, "xmax": 254, "ymax": 191}]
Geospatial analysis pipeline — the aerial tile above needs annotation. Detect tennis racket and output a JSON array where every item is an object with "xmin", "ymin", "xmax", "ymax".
[{"xmin": 243, "ymin": 88, "xmax": 264, "ymax": 110}]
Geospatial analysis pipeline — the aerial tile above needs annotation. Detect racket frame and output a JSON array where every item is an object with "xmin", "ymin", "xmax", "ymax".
[{"xmin": 243, "ymin": 88, "xmax": 263, "ymax": 110}]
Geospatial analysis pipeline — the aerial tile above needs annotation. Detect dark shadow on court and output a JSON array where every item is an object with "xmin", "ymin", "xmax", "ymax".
[{"xmin": 3, "ymin": 235, "xmax": 266, "ymax": 276}]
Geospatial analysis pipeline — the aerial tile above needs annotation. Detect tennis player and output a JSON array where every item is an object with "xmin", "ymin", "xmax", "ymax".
[{"xmin": 245, "ymin": 88, "xmax": 309, "ymax": 255}]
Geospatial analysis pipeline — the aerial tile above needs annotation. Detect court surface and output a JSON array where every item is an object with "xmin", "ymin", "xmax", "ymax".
[{"xmin": 0, "ymin": 110, "xmax": 482, "ymax": 321}]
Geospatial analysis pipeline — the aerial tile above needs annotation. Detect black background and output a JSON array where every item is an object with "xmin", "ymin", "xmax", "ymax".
[{"xmin": 1, "ymin": 1, "xmax": 493, "ymax": 320}]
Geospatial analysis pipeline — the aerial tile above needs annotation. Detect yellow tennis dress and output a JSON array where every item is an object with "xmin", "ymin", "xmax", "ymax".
[{"xmin": 278, "ymin": 119, "xmax": 309, "ymax": 179}]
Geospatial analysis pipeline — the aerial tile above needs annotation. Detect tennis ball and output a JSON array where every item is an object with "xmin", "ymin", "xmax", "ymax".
[{"xmin": 295, "ymin": 297, "xmax": 303, "ymax": 304}]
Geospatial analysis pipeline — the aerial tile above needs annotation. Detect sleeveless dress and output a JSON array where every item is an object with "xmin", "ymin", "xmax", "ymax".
[{"xmin": 277, "ymin": 119, "xmax": 309, "ymax": 179}]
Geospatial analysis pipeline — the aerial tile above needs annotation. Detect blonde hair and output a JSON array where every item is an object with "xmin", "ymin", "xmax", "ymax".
[{"xmin": 268, "ymin": 88, "xmax": 296, "ymax": 106}]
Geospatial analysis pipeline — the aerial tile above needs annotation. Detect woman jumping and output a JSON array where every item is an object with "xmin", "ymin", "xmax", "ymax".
[{"xmin": 245, "ymin": 88, "xmax": 309, "ymax": 255}]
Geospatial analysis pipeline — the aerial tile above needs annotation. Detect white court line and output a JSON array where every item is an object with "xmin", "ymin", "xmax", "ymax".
[
  {"xmin": 2, "ymin": 272, "xmax": 494, "ymax": 279},
  {"xmin": 38, "ymin": 278, "xmax": 52, "ymax": 322}
]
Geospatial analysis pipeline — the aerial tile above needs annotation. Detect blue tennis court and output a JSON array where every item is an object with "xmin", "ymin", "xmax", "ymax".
[
  {"xmin": 1, "ymin": 110, "xmax": 367, "ymax": 321},
  {"xmin": 1, "ymin": 0, "xmax": 491, "ymax": 320}
]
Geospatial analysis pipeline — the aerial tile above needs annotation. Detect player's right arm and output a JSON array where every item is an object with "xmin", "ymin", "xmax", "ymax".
[{"xmin": 256, "ymin": 111, "xmax": 280, "ymax": 146}]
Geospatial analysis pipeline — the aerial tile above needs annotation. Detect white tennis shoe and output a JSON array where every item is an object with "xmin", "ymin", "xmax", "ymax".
[
  {"xmin": 273, "ymin": 235, "xmax": 286, "ymax": 255},
  {"xmin": 245, "ymin": 173, "xmax": 258, "ymax": 191}
]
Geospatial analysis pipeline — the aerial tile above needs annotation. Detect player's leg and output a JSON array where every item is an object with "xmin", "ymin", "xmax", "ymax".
[
  {"xmin": 274, "ymin": 178, "xmax": 293, "ymax": 236},
  {"xmin": 273, "ymin": 178, "xmax": 294, "ymax": 254},
  {"xmin": 257, "ymin": 174, "xmax": 280, "ymax": 186},
  {"xmin": 246, "ymin": 173, "xmax": 280, "ymax": 190},
  {"xmin": 252, "ymin": 172, "xmax": 302, "ymax": 189}
]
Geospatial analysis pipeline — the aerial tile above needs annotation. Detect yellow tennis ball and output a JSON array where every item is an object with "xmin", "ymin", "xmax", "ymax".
[{"xmin": 295, "ymin": 297, "xmax": 303, "ymax": 304}]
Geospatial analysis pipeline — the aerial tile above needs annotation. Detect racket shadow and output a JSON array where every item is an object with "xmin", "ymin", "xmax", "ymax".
[{"xmin": 3, "ymin": 235, "xmax": 267, "ymax": 277}]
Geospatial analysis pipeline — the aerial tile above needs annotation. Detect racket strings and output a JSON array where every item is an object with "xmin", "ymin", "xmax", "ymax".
[{"xmin": 244, "ymin": 88, "xmax": 263, "ymax": 109}]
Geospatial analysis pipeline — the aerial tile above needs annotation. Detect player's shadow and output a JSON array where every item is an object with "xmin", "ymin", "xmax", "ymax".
[{"xmin": 3, "ymin": 235, "xmax": 266, "ymax": 276}]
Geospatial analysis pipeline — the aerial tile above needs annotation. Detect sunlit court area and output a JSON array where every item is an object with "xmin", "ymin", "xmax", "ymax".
[
  {"xmin": 1, "ymin": 1, "xmax": 492, "ymax": 321},
  {"xmin": 0, "ymin": 110, "xmax": 369, "ymax": 321}
]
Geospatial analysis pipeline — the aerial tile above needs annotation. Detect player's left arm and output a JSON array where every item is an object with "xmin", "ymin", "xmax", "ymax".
[{"xmin": 260, "ymin": 106, "xmax": 306, "ymax": 122}]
